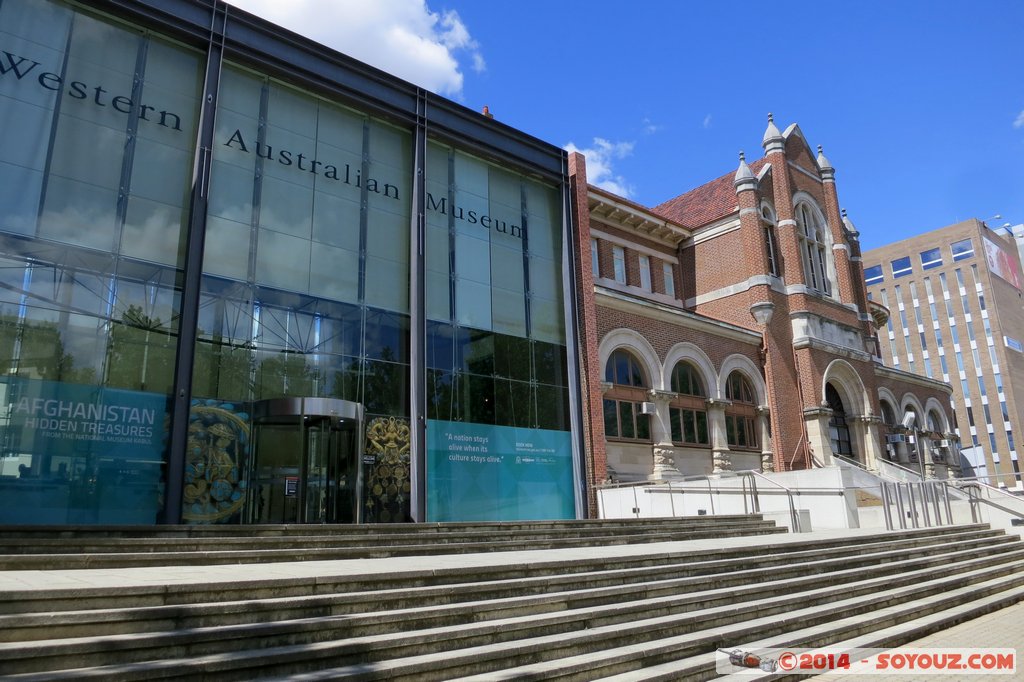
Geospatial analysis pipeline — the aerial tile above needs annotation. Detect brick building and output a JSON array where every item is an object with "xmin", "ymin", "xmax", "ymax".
[
  {"xmin": 570, "ymin": 116, "xmax": 957, "ymax": 491},
  {"xmin": 863, "ymin": 219, "xmax": 1024, "ymax": 489}
]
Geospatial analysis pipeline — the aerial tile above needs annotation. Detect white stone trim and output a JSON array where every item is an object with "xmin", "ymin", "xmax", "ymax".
[
  {"xmin": 688, "ymin": 275, "xmax": 785, "ymax": 307},
  {"xmin": 590, "ymin": 228, "xmax": 679, "ymax": 264},
  {"xmin": 822, "ymin": 358, "xmax": 872, "ymax": 415},
  {"xmin": 682, "ymin": 217, "xmax": 742, "ymax": 246},
  {"xmin": 662, "ymin": 343, "xmax": 719, "ymax": 400},
  {"xmin": 792, "ymin": 335, "xmax": 874, "ymax": 363},
  {"xmin": 598, "ymin": 328, "xmax": 663, "ymax": 391},
  {"xmin": 875, "ymin": 365, "xmax": 954, "ymax": 392},
  {"xmin": 739, "ymin": 207, "xmax": 759, "ymax": 216},
  {"xmin": 833, "ymin": 243, "xmax": 849, "ymax": 253},
  {"xmin": 788, "ymin": 160, "xmax": 823, "ymax": 183},
  {"xmin": 777, "ymin": 219, "xmax": 797, "ymax": 228},
  {"xmin": 718, "ymin": 354, "xmax": 767, "ymax": 406}
]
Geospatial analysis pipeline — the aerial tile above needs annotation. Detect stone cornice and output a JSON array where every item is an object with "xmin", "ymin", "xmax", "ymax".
[{"xmin": 875, "ymin": 365, "xmax": 954, "ymax": 393}]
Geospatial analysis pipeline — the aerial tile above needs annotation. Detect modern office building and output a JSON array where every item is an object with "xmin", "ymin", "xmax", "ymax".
[
  {"xmin": 863, "ymin": 219, "xmax": 1024, "ymax": 489},
  {"xmin": 0, "ymin": 0, "xmax": 584, "ymax": 525}
]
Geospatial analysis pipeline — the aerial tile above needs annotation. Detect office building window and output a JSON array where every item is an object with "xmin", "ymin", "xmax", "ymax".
[
  {"xmin": 590, "ymin": 238, "xmax": 599, "ymax": 279},
  {"xmin": 612, "ymin": 245, "xmax": 626, "ymax": 283},
  {"xmin": 638, "ymin": 255, "xmax": 652, "ymax": 291},
  {"xmin": 891, "ymin": 256, "xmax": 912, "ymax": 278},
  {"xmin": 864, "ymin": 264, "xmax": 883, "ymax": 285},
  {"xmin": 951, "ymin": 238, "xmax": 974, "ymax": 261},
  {"xmin": 920, "ymin": 247, "xmax": 942, "ymax": 270}
]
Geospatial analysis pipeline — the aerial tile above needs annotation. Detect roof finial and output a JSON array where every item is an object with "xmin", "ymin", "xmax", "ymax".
[
  {"xmin": 739, "ymin": 150, "xmax": 746, "ymax": 162},
  {"xmin": 817, "ymin": 145, "xmax": 823, "ymax": 154},
  {"xmin": 841, "ymin": 208, "xmax": 848, "ymax": 217},
  {"xmin": 762, "ymin": 113, "xmax": 783, "ymax": 149}
]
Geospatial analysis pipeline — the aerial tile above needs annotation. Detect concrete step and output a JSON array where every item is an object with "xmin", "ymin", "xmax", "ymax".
[
  {"xmin": 3, "ymin": 541, "xmax": 1023, "ymax": 675},
  {"xmin": 0, "ymin": 529, "xmax": 1021, "ymax": 679},
  {"xmin": 0, "ymin": 525, "xmax": 999, "ymax": 616},
  {"xmin": 0, "ymin": 518, "xmax": 786, "ymax": 570},
  {"xmin": 0, "ymin": 528, "xmax": 1011, "ymax": 642}
]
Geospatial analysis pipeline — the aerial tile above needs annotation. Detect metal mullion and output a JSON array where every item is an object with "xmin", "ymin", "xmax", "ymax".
[
  {"xmin": 163, "ymin": 0, "xmax": 226, "ymax": 524},
  {"xmin": 408, "ymin": 89, "xmax": 427, "ymax": 522}
]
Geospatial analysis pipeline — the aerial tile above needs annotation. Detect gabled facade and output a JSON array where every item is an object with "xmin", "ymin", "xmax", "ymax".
[{"xmin": 570, "ymin": 117, "xmax": 958, "ymax": 492}]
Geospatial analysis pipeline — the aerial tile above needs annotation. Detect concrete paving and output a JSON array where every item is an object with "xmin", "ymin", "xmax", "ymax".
[{"xmin": 812, "ymin": 600, "xmax": 1024, "ymax": 681}]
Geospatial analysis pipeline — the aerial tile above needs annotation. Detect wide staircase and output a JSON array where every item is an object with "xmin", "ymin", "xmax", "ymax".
[{"xmin": 1, "ymin": 518, "xmax": 1023, "ymax": 680}]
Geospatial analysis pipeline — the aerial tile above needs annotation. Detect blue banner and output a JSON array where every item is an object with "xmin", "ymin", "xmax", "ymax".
[
  {"xmin": 3, "ymin": 377, "xmax": 168, "ymax": 463},
  {"xmin": 426, "ymin": 419, "xmax": 575, "ymax": 521}
]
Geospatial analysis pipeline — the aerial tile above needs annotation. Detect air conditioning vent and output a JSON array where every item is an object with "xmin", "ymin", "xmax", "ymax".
[
  {"xmin": 639, "ymin": 401, "xmax": 657, "ymax": 415},
  {"xmin": 936, "ymin": 439, "xmax": 951, "ymax": 447},
  {"xmin": 886, "ymin": 434, "xmax": 907, "ymax": 444}
]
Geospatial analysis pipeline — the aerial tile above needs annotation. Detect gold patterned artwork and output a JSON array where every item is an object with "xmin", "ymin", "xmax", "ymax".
[
  {"xmin": 182, "ymin": 404, "xmax": 250, "ymax": 523},
  {"xmin": 363, "ymin": 416, "xmax": 411, "ymax": 523}
]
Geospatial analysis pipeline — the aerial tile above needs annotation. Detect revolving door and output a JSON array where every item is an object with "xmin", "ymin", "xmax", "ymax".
[{"xmin": 245, "ymin": 398, "xmax": 364, "ymax": 524}]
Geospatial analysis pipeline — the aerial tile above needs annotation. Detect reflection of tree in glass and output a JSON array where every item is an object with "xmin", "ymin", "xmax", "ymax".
[
  {"xmin": 106, "ymin": 305, "xmax": 176, "ymax": 392},
  {"xmin": 0, "ymin": 315, "xmax": 92, "ymax": 383}
]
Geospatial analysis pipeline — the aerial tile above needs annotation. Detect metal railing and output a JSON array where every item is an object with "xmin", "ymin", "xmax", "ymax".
[
  {"xmin": 594, "ymin": 469, "xmax": 804, "ymax": 533},
  {"xmin": 878, "ymin": 480, "xmax": 956, "ymax": 530}
]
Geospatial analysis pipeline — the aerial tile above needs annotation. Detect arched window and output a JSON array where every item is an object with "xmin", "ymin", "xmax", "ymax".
[
  {"xmin": 724, "ymin": 371, "xmax": 758, "ymax": 449},
  {"xmin": 879, "ymin": 400, "xmax": 896, "ymax": 428},
  {"xmin": 826, "ymin": 383, "xmax": 853, "ymax": 458},
  {"xmin": 603, "ymin": 349, "xmax": 650, "ymax": 441},
  {"xmin": 761, "ymin": 204, "xmax": 780, "ymax": 277},
  {"xmin": 796, "ymin": 202, "xmax": 831, "ymax": 295},
  {"xmin": 669, "ymin": 361, "xmax": 709, "ymax": 446},
  {"xmin": 927, "ymin": 409, "xmax": 943, "ymax": 435}
]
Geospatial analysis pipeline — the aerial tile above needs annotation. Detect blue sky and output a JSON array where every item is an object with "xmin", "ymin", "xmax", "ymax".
[{"xmin": 230, "ymin": 1, "xmax": 1023, "ymax": 251}]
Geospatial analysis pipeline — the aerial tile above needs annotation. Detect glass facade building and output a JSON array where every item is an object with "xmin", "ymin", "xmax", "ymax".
[{"xmin": 0, "ymin": 0, "xmax": 581, "ymax": 525}]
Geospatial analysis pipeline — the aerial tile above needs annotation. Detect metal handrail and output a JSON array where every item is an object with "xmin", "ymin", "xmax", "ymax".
[
  {"xmin": 741, "ymin": 469, "xmax": 802, "ymax": 533},
  {"xmin": 592, "ymin": 469, "xmax": 803, "ymax": 532},
  {"xmin": 958, "ymin": 482, "xmax": 1024, "ymax": 522}
]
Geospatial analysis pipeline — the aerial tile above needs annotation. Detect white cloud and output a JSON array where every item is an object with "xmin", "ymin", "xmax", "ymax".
[
  {"xmin": 641, "ymin": 117, "xmax": 662, "ymax": 135},
  {"xmin": 1014, "ymin": 110, "xmax": 1024, "ymax": 128},
  {"xmin": 225, "ymin": 0, "xmax": 483, "ymax": 97},
  {"xmin": 564, "ymin": 138, "xmax": 635, "ymax": 198},
  {"xmin": 702, "ymin": 113, "xmax": 712, "ymax": 129}
]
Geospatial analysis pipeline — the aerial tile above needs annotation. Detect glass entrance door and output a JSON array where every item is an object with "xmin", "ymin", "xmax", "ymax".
[{"xmin": 245, "ymin": 398, "xmax": 363, "ymax": 524}]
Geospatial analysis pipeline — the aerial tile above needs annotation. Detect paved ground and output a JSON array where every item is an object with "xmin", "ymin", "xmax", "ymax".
[{"xmin": 811, "ymin": 601, "xmax": 1024, "ymax": 680}]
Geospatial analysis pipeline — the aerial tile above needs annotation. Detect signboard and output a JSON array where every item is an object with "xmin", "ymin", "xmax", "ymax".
[
  {"xmin": 284, "ymin": 477, "xmax": 298, "ymax": 497},
  {"xmin": 3, "ymin": 377, "xmax": 167, "ymax": 463},
  {"xmin": 983, "ymin": 237, "xmax": 1022, "ymax": 290},
  {"xmin": 426, "ymin": 419, "xmax": 574, "ymax": 522}
]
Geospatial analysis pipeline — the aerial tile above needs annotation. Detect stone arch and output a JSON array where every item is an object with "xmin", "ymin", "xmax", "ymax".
[
  {"xmin": 877, "ymin": 389, "xmax": 899, "ymax": 428},
  {"xmin": 924, "ymin": 397, "xmax": 950, "ymax": 433},
  {"xmin": 899, "ymin": 393, "xmax": 926, "ymax": 427},
  {"xmin": 718, "ymin": 354, "xmax": 766, "ymax": 405},
  {"xmin": 598, "ymin": 328, "xmax": 662, "ymax": 390},
  {"xmin": 663, "ymin": 342, "xmax": 716, "ymax": 397},
  {"xmin": 822, "ymin": 359, "xmax": 871, "ymax": 416}
]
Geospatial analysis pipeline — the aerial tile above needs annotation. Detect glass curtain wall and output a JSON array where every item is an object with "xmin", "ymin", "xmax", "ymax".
[
  {"xmin": 188, "ymin": 64, "xmax": 412, "ymax": 523},
  {"xmin": 0, "ymin": 0, "xmax": 201, "ymax": 523},
  {"xmin": 423, "ymin": 142, "xmax": 573, "ymax": 521}
]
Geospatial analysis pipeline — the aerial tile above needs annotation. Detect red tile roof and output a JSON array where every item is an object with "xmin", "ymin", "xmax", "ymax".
[{"xmin": 654, "ymin": 158, "xmax": 768, "ymax": 229}]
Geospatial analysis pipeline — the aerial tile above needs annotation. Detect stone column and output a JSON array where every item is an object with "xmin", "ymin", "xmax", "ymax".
[
  {"xmin": 946, "ymin": 434, "xmax": 963, "ymax": 479},
  {"xmin": 852, "ymin": 414, "xmax": 884, "ymax": 470},
  {"xmin": 756, "ymin": 406, "xmax": 773, "ymax": 472},
  {"xmin": 706, "ymin": 398, "xmax": 732, "ymax": 472},
  {"xmin": 802, "ymin": 405, "xmax": 834, "ymax": 466},
  {"xmin": 649, "ymin": 390, "xmax": 681, "ymax": 480}
]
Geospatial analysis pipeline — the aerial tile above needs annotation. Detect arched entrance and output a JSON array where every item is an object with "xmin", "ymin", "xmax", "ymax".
[{"xmin": 826, "ymin": 383, "xmax": 853, "ymax": 459}]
